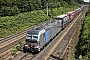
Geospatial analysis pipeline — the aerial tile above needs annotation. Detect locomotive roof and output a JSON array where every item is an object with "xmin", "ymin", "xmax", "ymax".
[
  {"xmin": 56, "ymin": 14, "xmax": 67, "ymax": 18},
  {"xmin": 27, "ymin": 19, "xmax": 58, "ymax": 34}
]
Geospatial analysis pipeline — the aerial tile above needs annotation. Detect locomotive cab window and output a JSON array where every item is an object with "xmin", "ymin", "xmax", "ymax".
[
  {"xmin": 55, "ymin": 18, "xmax": 63, "ymax": 20},
  {"xmin": 27, "ymin": 35, "xmax": 32, "ymax": 38}
]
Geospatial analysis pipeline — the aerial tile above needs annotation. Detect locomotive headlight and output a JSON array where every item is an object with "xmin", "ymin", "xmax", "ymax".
[
  {"xmin": 25, "ymin": 45, "xmax": 29, "ymax": 47},
  {"xmin": 26, "ymin": 36, "xmax": 29, "ymax": 39},
  {"xmin": 35, "ymin": 46, "xmax": 39, "ymax": 48}
]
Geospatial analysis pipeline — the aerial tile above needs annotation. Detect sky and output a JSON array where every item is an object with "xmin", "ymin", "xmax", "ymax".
[{"xmin": 84, "ymin": 0, "xmax": 89, "ymax": 2}]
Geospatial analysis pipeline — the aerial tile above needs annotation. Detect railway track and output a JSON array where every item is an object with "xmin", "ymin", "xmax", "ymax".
[
  {"xmin": 0, "ymin": 6, "xmax": 87, "ymax": 60},
  {"xmin": 12, "ymin": 7, "xmax": 88, "ymax": 60},
  {"xmin": 47, "ymin": 8, "xmax": 86, "ymax": 60},
  {"xmin": 12, "ymin": 52, "xmax": 37, "ymax": 60},
  {"xmin": 13, "ymin": 7, "xmax": 87, "ymax": 60},
  {"xmin": 30, "ymin": 7, "xmax": 88, "ymax": 60},
  {"xmin": 59, "ymin": 8, "xmax": 87, "ymax": 60},
  {"xmin": 20, "ymin": 53, "xmax": 37, "ymax": 60},
  {"xmin": 0, "ymin": 20, "xmax": 50, "ymax": 55},
  {"xmin": 0, "ymin": 28, "xmax": 27, "ymax": 54}
]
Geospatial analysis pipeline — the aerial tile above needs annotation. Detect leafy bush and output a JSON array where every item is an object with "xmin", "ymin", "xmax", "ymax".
[
  {"xmin": 0, "ymin": 10, "xmax": 51, "ymax": 38},
  {"xmin": 75, "ymin": 11, "xmax": 90, "ymax": 59},
  {"xmin": 11, "ymin": 47, "xmax": 17, "ymax": 55}
]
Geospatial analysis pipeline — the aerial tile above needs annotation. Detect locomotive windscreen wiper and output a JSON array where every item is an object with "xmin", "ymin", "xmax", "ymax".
[{"xmin": 28, "ymin": 40, "xmax": 37, "ymax": 43}]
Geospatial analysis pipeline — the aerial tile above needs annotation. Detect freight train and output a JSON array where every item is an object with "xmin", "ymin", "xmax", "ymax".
[{"xmin": 23, "ymin": 5, "xmax": 87, "ymax": 52}]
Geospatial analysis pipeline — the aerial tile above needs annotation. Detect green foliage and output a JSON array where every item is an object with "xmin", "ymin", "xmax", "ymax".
[
  {"xmin": 75, "ymin": 11, "xmax": 90, "ymax": 59},
  {"xmin": 11, "ymin": 41, "xmax": 24, "ymax": 55},
  {"xmin": 11, "ymin": 47, "xmax": 17, "ymax": 55},
  {"xmin": 16, "ymin": 41, "xmax": 24, "ymax": 51},
  {"xmin": 0, "ymin": 10, "xmax": 51, "ymax": 38},
  {"xmin": 0, "ymin": 6, "xmax": 20, "ymax": 16},
  {"xmin": 0, "ymin": 0, "xmax": 81, "ymax": 16},
  {"xmin": 83, "ymin": 52, "xmax": 90, "ymax": 60}
]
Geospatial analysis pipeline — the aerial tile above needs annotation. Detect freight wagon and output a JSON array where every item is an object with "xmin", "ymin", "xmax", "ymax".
[{"xmin": 67, "ymin": 11, "xmax": 74, "ymax": 22}]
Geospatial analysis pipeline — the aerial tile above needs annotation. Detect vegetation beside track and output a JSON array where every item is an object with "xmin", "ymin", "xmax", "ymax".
[
  {"xmin": 0, "ymin": 0, "xmax": 83, "ymax": 16},
  {"xmin": 75, "ymin": 9, "xmax": 90, "ymax": 60},
  {"xmin": 0, "ymin": 41, "xmax": 24, "ymax": 60}
]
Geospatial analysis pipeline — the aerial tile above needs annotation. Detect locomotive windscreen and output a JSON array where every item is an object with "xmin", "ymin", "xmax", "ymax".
[
  {"xmin": 27, "ymin": 30, "xmax": 39, "ymax": 35},
  {"xmin": 55, "ymin": 18, "xmax": 63, "ymax": 20}
]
